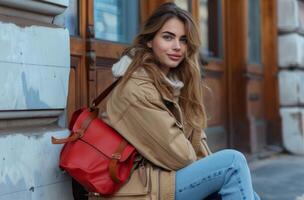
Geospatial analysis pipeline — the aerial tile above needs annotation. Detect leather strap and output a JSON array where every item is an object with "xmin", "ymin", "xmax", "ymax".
[
  {"xmin": 108, "ymin": 140, "xmax": 128, "ymax": 183},
  {"xmin": 91, "ymin": 78, "xmax": 121, "ymax": 108},
  {"xmin": 52, "ymin": 130, "xmax": 84, "ymax": 144},
  {"xmin": 51, "ymin": 110, "xmax": 98, "ymax": 144}
]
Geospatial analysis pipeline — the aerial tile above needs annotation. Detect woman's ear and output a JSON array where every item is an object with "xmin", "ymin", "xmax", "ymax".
[{"xmin": 147, "ymin": 41, "xmax": 152, "ymax": 48}]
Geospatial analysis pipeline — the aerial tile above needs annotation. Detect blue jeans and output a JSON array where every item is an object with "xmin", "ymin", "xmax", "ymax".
[{"xmin": 175, "ymin": 149, "xmax": 260, "ymax": 200}]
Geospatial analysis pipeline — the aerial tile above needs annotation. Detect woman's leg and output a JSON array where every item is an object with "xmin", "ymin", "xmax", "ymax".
[{"xmin": 175, "ymin": 149, "xmax": 260, "ymax": 200}]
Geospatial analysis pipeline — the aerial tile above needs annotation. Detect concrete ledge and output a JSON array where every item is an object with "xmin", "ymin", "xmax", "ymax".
[
  {"xmin": 0, "ymin": 0, "xmax": 68, "ymax": 16},
  {"xmin": 0, "ymin": 0, "xmax": 68, "ymax": 24},
  {"xmin": 278, "ymin": 33, "xmax": 304, "ymax": 68},
  {"xmin": 280, "ymin": 108, "xmax": 304, "ymax": 155}
]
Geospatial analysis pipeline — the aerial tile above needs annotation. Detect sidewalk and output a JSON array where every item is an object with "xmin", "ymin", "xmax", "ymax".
[{"xmin": 249, "ymin": 153, "xmax": 304, "ymax": 200}]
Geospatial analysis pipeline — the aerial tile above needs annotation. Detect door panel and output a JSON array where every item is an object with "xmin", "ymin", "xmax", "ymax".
[
  {"xmin": 246, "ymin": 75, "xmax": 266, "ymax": 152},
  {"xmin": 197, "ymin": 0, "xmax": 228, "ymax": 151},
  {"xmin": 203, "ymin": 63, "xmax": 228, "ymax": 151},
  {"xmin": 204, "ymin": 63, "xmax": 226, "ymax": 127},
  {"xmin": 244, "ymin": 0, "xmax": 267, "ymax": 153},
  {"xmin": 94, "ymin": 58, "xmax": 117, "ymax": 111}
]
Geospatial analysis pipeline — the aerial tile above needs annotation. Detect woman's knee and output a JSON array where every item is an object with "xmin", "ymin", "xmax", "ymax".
[{"xmin": 220, "ymin": 149, "xmax": 247, "ymax": 165}]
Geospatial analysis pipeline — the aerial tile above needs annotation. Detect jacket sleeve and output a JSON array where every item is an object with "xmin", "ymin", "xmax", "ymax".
[{"xmin": 109, "ymin": 95, "xmax": 197, "ymax": 171}]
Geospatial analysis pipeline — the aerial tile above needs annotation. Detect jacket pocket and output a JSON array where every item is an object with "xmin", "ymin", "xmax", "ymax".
[
  {"xmin": 90, "ymin": 165, "xmax": 151, "ymax": 200},
  {"xmin": 112, "ymin": 165, "xmax": 151, "ymax": 196}
]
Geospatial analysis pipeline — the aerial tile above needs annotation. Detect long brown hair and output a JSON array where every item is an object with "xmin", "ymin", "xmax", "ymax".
[{"xmin": 120, "ymin": 3, "xmax": 207, "ymax": 130}]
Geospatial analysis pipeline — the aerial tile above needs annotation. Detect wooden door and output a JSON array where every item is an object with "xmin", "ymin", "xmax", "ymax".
[
  {"xmin": 225, "ymin": 0, "xmax": 281, "ymax": 153},
  {"xmin": 191, "ymin": 0, "xmax": 229, "ymax": 151},
  {"xmin": 66, "ymin": 0, "xmax": 281, "ymax": 154}
]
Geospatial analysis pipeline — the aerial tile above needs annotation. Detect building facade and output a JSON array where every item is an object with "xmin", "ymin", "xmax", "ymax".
[
  {"xmin": 0, "ymin": 1, "xmax": 73, "ymax": 199},
  {"xmin": 0, "ymin": 0, "xmax": 294, "ymax": 199},
  {"xmin": 278, "ymin": 0, "xmax": 304, "ymax": 155}
]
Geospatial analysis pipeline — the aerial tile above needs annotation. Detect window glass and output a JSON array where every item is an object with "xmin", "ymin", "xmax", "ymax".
[
  {"xmin": 64, "ymin": 0, "xmax": 79, "ymax": 36},
  {"xmin": 94, "ymin": 0, "xmax": 139, "ymax": 44},
  {"xmin": 199, "ymin": 0, "xmax": 223, "ymax": 59},
  {"xmin": 175, "ymin": 0, "xmax": 190, "ymax": 11},
  {"xmin": 248, "ymin": 0, "xmax": 261, "ymax": 64},
  {"xmin": 54, "ymin": 0, "xmax": 78, "ymax": 35}
]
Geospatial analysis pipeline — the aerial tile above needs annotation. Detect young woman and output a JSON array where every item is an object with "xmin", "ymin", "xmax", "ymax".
[{"xmin": 90, "ymin": 3, "xmax": 260, "ymax": 200}]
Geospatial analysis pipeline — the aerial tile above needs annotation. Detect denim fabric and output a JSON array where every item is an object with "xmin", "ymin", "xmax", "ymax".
[{"xmin": 175, "ymin": 149, "xmax": 261, "ymax": 200}]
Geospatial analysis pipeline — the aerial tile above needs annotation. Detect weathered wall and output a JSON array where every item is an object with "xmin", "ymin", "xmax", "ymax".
[
  {"xmin": 278, "ymin": 0, "xmax": 304, "ymax": 155},
  {"xmin": 0, "ymin": 1, "xmax": 73, "ymax": 199},
  {"xmin": 0, "ymin": 130, "xmax": 72, "ymax": 200}
]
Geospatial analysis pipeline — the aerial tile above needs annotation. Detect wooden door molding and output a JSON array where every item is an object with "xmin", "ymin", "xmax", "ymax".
[
  {"xmin": 199, "ymin": 0, "xmax": 228, "ymax": 151},
  {"xmin": 225, "ymin": 0, "xmax": 251, "ymax": 152},
  {"xmin": 245, "ymin": 0, "xmax": 266, "ymax": 153},
  {"xmin": 260, "ymin": 0, "xmax": 282, "ymax": 146},
  {"xmin": 67, "ymin": 0, "xmax": 88, "ymax": 122},
  {"xmin": 67, "ymin": 56, "xmax": 82, "ymax": 121}
]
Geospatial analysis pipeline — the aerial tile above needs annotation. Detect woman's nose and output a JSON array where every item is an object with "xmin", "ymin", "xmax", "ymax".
[{"xmin": 173, "ymin": 40, "xmax": 181, "ymax": 50}]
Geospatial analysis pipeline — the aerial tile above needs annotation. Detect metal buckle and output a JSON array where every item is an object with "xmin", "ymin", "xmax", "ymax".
[
  {"xmin": 111, "ymin": 153, "xmax": 121, "ymax": 160},
  {"xmin": 75, "ymin": 129, "xmax": 84, "ymax": 138},
  {"xmin": 88, "ymin": 192, "xmax": 100, "ymax": 197}
]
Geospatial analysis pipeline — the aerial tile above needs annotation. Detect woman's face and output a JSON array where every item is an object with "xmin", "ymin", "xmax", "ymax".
[{"xmin": 147, "ymin": 17, "xmax": 187, "ymax": 74}]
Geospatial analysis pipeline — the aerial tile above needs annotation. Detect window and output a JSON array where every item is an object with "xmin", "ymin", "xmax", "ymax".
[
  {"xmin": 94, "ymin": 0, "xmax": 139, "ymax": 44},
  {"xmin": 248, "ymin": 0, "xmax": 261, "ymax": 64},
  {"xmin": 175, "ymin": 0, "xmax": 191, "ymax": 11},
  {"xmin": 64, "ymin": 0, "xmax": 79, "ymax": 36},
  {"xmin": 199, "ymin": 0, "xmax": 223, "ymax": 59}
]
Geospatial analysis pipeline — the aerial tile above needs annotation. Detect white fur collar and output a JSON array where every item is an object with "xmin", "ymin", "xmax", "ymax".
[{"xmin": 112, "ymin": 55, "xmax": 132, "ymax": 78}]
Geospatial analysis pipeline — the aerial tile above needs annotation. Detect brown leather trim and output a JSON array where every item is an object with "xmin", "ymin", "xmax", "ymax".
[
  {"xmin": 51, "ymin": 130, "xmax": 84, "ymax": 144},
  {"xmin": 81, "ymin": 110, "xmax": 98, "ymax": 131},
  {"xmin": 91, "ymin": 78, "xmax": 120, "ymax": 107},
  {"xmin": 108, "ymin": 140, "xmax": 128, "ymax": 183},
  {"xmin": 52, "ymin": 110, "xmax": 98, "ymax": 144}
]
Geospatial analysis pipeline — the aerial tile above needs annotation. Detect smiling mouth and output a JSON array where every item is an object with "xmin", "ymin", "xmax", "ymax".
[{"xmin": 167, "ymin": 54, "xmax": 182, "ymax": 61}]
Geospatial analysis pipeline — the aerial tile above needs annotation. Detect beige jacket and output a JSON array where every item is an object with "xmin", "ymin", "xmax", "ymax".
[{"xmin": 89, "ymin": 68, "xmax": 211, "ymax": 200}]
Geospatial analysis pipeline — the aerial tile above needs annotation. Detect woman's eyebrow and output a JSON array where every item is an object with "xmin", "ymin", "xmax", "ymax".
[
  {"xmin": 162, "ymin": 31, "xmax": 176, "ymax": 36},
  {"xmin": 162, "ymin": 31, "xmax": 186, "ymax": 38}
]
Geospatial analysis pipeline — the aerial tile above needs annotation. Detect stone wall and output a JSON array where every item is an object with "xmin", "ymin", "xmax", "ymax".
[
  {"xmin": 0, "ymin": 1, "xmax": 74, "ymax": 199},
  {"xmin": 278, "ymin": 0, "xmax": 304, "ymax": 155}
]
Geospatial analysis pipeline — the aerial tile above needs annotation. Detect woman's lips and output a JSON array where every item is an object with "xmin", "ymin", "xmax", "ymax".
[{"xmin": 167, "ymin": 54, "xmax": 182, "ymax": 61}]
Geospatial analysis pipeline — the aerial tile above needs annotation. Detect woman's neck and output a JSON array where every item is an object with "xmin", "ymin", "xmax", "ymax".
[{"xmin": 159, "ymin": 65, "xmax": 170, "ymax": 76}]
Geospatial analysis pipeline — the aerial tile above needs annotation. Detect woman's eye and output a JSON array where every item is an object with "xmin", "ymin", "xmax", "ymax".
[
  {"xmin": 180, "ymin": 38, "xmax": 187, "ymax": 44},
  {"xmin": 163, "ymin": 35, "xmax": 173, "ymax": 40}
]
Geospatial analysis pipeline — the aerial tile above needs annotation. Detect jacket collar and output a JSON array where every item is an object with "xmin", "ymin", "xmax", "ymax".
[{"xmin": 112, "ymin": 55, "xmax": 184, "ymax": 103}]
